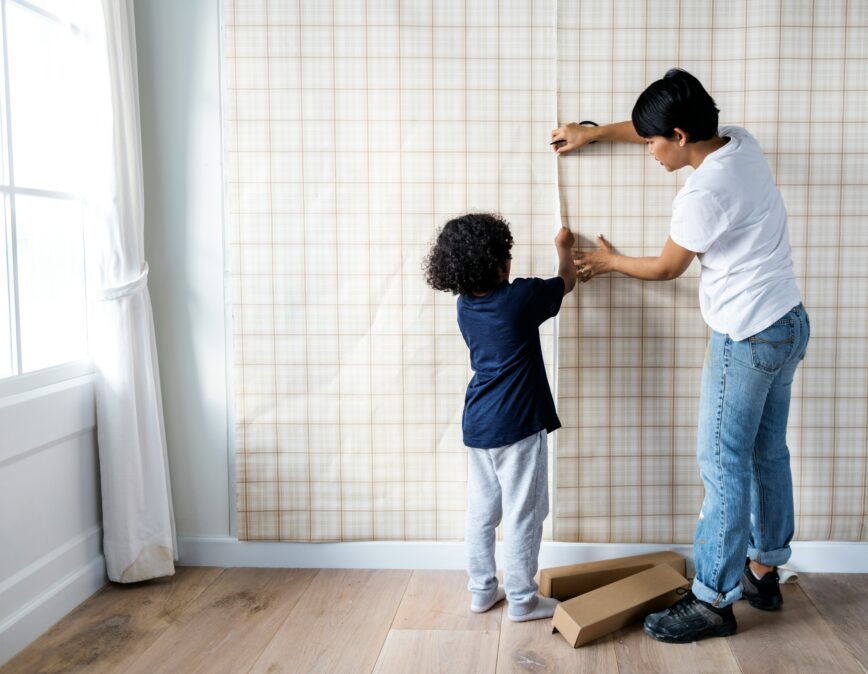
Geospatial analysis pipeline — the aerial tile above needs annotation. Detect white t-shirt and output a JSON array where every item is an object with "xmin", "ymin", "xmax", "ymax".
[{"xmin": 669, "ymin": 125, "xmax": 802, "ymax": 341}]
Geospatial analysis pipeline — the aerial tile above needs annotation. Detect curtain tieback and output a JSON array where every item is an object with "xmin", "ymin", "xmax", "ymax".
[{"xmin": 97, "ymin": 262, "xmax": 150, "ymax": 301}]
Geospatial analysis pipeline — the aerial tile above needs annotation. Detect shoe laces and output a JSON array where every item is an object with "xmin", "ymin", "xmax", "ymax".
[{"xmin": 669, "ymin": 588, "xmax": 697, "ymax": 617}]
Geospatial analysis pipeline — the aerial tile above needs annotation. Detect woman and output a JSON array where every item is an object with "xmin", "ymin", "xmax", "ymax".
[{"xmin": 551, "ymin": 69, "xmax": 809, "ymax": 643}]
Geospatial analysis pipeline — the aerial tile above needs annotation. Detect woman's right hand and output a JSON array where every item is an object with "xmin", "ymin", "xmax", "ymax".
[
  {"xmin": 574, "ymin": 235, "xmax": 616, "ymax": 282},
  {"xmin": 550, "ymin": 122, "xmax": 598, "ymax": 154}
]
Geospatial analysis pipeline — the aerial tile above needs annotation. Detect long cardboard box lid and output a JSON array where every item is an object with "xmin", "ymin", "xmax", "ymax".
[
  {"xmin": 540, "ymin": 550, "xmax": 685, "ymax": 600},
  {"xmin": 551, "ymin": 563, "xmax": 690, "ymax": 648}
]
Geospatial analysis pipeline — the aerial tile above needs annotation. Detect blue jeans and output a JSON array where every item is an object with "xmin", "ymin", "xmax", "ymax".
[{"xmin": 692, "ymin": 304, "xmax": 810, "ymax": 607}]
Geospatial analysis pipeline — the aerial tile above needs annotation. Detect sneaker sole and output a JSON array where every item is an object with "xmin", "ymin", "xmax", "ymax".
[{"xmin": 643, "ymin": 621, "xmax": 737, "ymax": 644}]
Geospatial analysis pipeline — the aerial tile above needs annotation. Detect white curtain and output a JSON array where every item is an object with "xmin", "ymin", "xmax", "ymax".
[{"xmin": 86, "ymin": 0, "xmax": 176, "ymax": 582}]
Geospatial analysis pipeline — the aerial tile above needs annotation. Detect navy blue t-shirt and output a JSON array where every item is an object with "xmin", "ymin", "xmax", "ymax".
[{"xmin": 457, "ymin": 276, "xmax": 565, "ymax": 449}]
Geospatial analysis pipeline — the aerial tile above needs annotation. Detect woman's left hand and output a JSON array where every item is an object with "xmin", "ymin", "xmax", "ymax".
[
  {"xmin": 574, "ymin": 235, "xmax": 616, "ymax": 282},
  {"xmin": 550, "ymin": 122, "xmax": 598, "ymax": 153}
]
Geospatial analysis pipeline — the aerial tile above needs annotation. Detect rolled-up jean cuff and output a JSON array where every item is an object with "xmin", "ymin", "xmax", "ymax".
[
  {"xmin": 691, "ymin": 577, "xmax": 742, "ymax": 608},
  {"xmin": 747, "ymin": 545, "xmax": 791, "ymax": 567}
]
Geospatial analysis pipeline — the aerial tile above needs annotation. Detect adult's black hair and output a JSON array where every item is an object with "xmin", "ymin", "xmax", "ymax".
[
  {"xmin": 631, "ymin": 68, "xmax": 719, "ymax": 142},
  {"xmin": 423, "ymin": 213, "xmax": 513, "ymax": 296}
]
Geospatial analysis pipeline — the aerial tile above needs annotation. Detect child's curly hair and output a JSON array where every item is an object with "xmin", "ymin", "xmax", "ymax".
[{"xmin": 423, "ymin": 213, "xmax": 514, "ymax": 295}]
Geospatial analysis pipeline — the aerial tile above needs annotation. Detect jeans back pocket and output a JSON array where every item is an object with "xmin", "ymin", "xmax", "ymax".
[{"xmin": 748, "ymin": 318, "xmax": 795, "ymax": 372}]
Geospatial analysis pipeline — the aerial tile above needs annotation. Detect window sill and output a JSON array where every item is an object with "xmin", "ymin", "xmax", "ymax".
[{"xmin": 0, "ymin": 359, "xmax": 95, "ymax": 400}]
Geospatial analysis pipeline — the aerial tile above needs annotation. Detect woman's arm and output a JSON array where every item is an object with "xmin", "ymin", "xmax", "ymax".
[
  {"xmin": 575, "ymin": 235, "xmax": 696, "ymax": 282},
  {"xmin": 550, "ymin": 120, "xmax": 645, "ymax": 154}
]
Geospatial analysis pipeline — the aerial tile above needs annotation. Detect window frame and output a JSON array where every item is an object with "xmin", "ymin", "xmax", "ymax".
[{"xmin": 0, "ymin": 0, "xmax": 95, "ymax": 390}]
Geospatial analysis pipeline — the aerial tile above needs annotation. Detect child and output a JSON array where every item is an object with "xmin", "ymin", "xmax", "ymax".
[{"xmin": 423, "ymin": 213, "xmax": 577, "ymax": 621}]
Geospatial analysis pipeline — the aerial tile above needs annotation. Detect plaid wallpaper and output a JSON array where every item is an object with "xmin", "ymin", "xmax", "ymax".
[{"xmin": 224, "ymin": 0, "xmax": 868, "ymax": 543}]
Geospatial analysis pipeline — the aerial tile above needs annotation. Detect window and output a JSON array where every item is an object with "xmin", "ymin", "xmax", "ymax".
[{"xmin": 0, "ymin": 0, "xmax": 103, "ymax": 378}]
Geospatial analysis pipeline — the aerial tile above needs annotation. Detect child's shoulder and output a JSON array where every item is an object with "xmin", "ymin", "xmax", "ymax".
[{"xmin": 508, "ymin": 277, "xmax": 565, "ymax": 309}]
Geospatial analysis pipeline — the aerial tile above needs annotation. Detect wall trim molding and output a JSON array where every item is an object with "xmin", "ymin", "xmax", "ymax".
[
  {"xmin": 178, "ymin": 537, "xmax": 868, "ymax": 573},
  {"xmin": 0, "ymin": 526, "xmax": 106, "ymax": 666},
  {"xmin": 0, "ymin": 374, "xmax": 96, "ymax": 467}
]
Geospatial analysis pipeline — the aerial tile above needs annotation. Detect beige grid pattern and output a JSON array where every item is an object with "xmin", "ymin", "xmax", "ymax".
[
  {"xmin": 225, "ymin": 0, "xmax": 868, "ymax": 543},
  {"xmin": 555, "ymin": 0, "xmax": 868, "ymax": 543},
  {"xmin": 225, "ymin": 0, "xmax": 559, "ymax": 540}
]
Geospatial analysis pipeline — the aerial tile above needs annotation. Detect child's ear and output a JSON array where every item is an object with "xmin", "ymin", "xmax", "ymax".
[{"xmin": 673, "ymin": 127, "xmax": 689, "ymax": 147}]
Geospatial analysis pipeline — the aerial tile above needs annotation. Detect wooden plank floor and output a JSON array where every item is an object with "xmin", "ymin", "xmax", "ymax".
[{"xmin": 4, "ymin": 569, "xmax": 867, "ymax": 674}]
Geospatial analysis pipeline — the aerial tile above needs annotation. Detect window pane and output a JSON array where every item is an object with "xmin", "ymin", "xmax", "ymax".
[
  {"xmin": 0, "ymin": 197, "xmax": 12, "ymax": 378},
  {"xmin": 10, "ymin": 0, "xmax": 91, "ymax": 25},
  {"xmin": 6, "ymin": 3, "xmax": 88, "ymax": 193},
  {"xmin": 16, "ymin": 195, "xmax": 87, "ymax": 373}
]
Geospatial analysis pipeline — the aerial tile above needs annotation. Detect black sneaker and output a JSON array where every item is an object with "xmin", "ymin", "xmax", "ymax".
[
  {"xmin": 740, "ymin": 558, "xmax": 783, "ymax": 610},
  {"xmin": 643, "ymin": 589, "xmax": 737, "ymax": 643}
]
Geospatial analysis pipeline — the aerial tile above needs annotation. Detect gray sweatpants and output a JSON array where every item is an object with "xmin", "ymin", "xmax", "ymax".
[{"xmin": 465, "ymin": 429, "xmax": 549, "ymax": 616}]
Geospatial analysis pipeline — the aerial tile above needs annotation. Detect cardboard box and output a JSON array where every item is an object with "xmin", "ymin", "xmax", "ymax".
[
  {"xmin": 551, "ymin": 563, "xmax": 690, "ymax": 648},
  {"xmin": 540, "ymin": 550, "xmax": 685, "ymax": 600}
]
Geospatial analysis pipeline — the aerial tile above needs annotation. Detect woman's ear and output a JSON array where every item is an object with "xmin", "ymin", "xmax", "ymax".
[{"xmin": 673, "ymin": 127, "xmax": 689, "ymax": 147}]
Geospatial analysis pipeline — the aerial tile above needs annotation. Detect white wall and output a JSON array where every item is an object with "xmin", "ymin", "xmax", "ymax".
[
  {"xmin": 1, "ymin": 2, "xmax": 228, "ymax": 660},
  {"xmin": 0, "ymin": 367, "xmax": 107, "ymax": 664},
  {"xmin": 135, "ymin": 0, "xmax": 231, "ymax": 539},
  {"xmin": 134, "ymin": 0, "xmax": 868, "ymax": 573}
]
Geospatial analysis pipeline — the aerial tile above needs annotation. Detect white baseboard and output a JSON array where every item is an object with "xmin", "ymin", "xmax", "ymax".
[
  {"xmin": 0, "ymin": 527, "xmax": 107, "ymax": 666},
  {"xmin": 178, "ymin": 537, "xmax": 868, "ymax": 573}
]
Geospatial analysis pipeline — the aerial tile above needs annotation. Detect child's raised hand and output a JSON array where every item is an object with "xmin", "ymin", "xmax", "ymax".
[{"xmin": 554, "ymin": 226, "xmax": 575, "ymax": 250}]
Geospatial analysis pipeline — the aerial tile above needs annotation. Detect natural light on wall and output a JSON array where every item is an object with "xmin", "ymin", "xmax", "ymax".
[{"xmin": 0, "ymin": 0, "xmax": 106, "ymax": 378}]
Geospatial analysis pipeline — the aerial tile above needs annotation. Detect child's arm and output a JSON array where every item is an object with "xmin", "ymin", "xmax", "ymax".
[
  {"xmin": 555, "ymin": 227, "xmax": 577, "ymax": 295},
  {"xmin": 575, "ymin": 235, "xmax": 696, "ymax": 282},
  {"xmin": 550, "ymin": 121, "xmax": 644, "ymax": 154}
]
